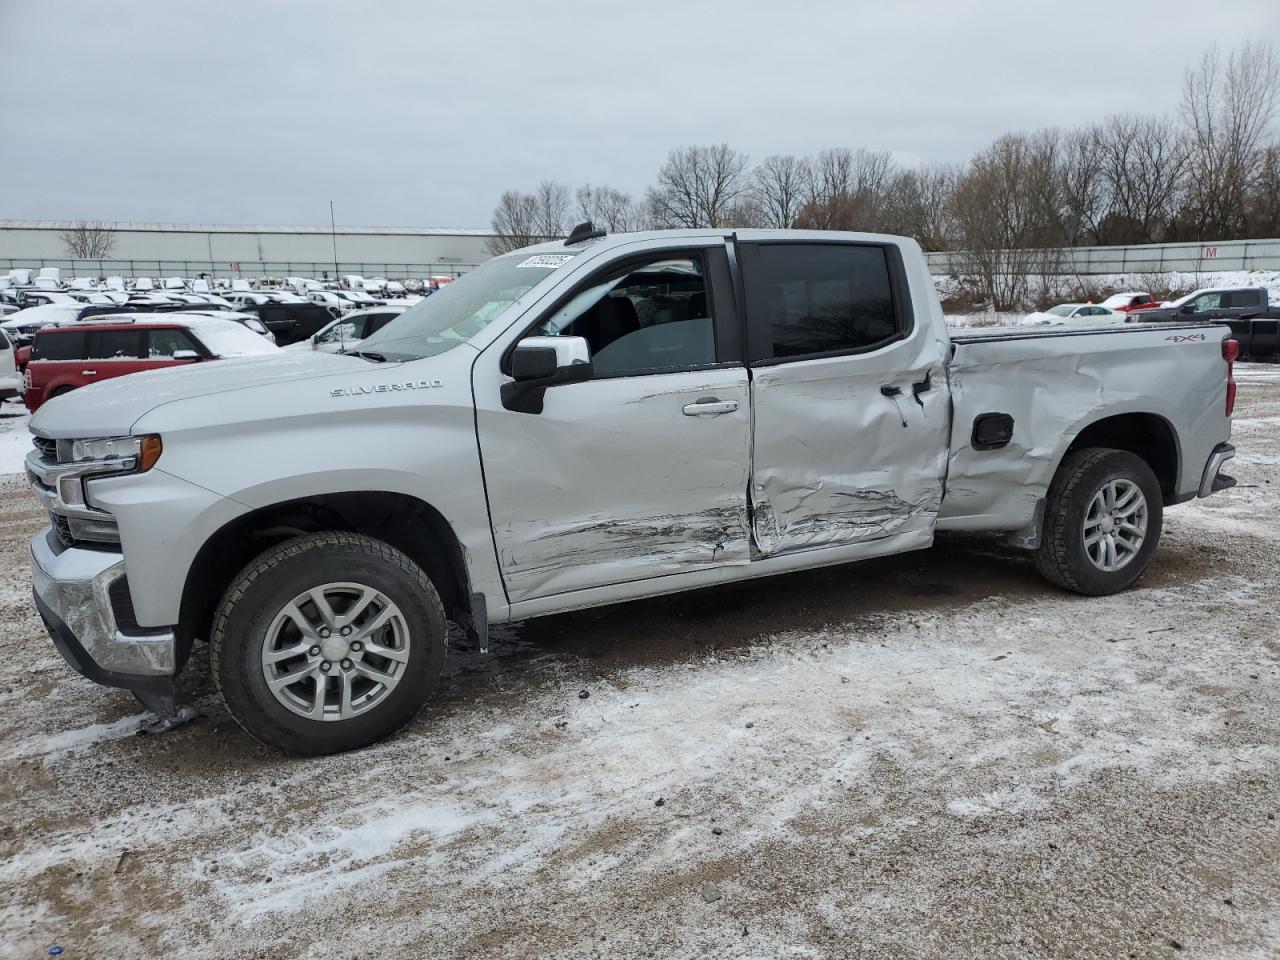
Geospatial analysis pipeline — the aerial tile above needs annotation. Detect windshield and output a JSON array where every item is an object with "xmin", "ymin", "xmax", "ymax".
[
  {"xmin": 357, "ymin": 252, "xmax": 575, "ymax": 360},
  {"xmin": 1047, "ymin": 304, "xmax": 1076, "ymax": 317}
]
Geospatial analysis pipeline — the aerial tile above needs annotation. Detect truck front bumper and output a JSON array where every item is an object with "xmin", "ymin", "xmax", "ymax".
[
  {"xmin": 29, "ymin": 529, "xmax": 178, "ymax": 711},
  {"xmin": 1198, "ymin": 442, "xmax": 1237, "ymax": 498}
]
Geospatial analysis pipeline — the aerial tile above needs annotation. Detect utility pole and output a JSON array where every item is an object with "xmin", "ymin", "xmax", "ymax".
[{"xmin": 330, "ymin": 200, "xmax": 340, "ymax": 282}]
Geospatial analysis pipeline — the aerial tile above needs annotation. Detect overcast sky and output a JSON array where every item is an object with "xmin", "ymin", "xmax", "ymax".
[{"xmin": 2, "ymin": 0, "xmax": 1276, "ymax": 229}]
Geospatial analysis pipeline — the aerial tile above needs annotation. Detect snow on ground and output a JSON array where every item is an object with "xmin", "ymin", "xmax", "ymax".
[
  {"xmin": 0, "ymin": 399, "xmax": 31, "ymax": 474},
  {"xmin": 0, "ymin": 367, "xmax": 1277, "ymax": 956}
]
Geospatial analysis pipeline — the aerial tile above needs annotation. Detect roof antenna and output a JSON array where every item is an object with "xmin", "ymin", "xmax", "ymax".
[{"xmin": 564, "ymin": 221, "xmax": 606, "ymax": 246}]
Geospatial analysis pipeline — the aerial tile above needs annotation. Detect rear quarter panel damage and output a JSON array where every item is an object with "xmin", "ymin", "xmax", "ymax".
[{"xmin": 941, "ymin": 327, "xmax": 1231, "ymax": 532}]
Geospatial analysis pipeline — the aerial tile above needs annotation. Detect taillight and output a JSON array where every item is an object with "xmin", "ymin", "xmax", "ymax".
[{"xmin": 1223, "ymin": 337, "xmax": 1238, "ymax": 416}]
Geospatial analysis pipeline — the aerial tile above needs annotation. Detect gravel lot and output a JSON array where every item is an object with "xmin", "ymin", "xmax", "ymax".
[{"xmin": 1, "ymin": 369, "xmax": 1277, "ymax": 959}]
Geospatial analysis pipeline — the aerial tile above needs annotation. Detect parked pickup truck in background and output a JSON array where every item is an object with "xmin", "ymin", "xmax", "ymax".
[
  {"xmin": 1129, "ymin": 287, "xmax": 1270, "ymax": 323},
  {"xmin": 1222, "ymin": 309, "xmax": 1280, "ymax": 362},
  {"xmin": 24, "ymin": 227, "xmax": 1239, "ymax": 755}
]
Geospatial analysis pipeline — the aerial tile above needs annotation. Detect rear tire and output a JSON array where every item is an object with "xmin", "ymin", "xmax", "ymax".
[
  {"xmin": 211, "ymin": 532, "xmax": 447, "ymax": 754},
  {"xmin": 1034, "ymin": 448, "xmax": 1163, "ymax": 596}
]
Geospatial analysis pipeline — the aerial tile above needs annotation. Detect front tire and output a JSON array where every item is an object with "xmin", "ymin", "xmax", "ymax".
[
  {"xmin": 211, "ymin": 533, "xmax": 447, "ymax": 754},
  {"xmin": 1035, "ymin": 448, "xmax": 1163, "ymax": 596}
]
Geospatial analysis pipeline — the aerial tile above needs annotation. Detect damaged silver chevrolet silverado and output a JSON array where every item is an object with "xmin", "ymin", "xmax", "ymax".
[{"xmin": 26, "ymin": 227, "xmax": 1239, "ymax": 753}]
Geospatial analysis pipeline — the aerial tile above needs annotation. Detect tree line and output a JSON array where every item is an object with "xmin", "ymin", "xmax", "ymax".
[{"xmin": 489, "ymin": 43, "xmax": 1278, "ymax": 306}]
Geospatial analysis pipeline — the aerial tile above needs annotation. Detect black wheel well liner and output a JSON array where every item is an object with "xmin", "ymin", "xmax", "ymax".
[
  {"xmin": 1062, "ymin": 413, "xmax": 1181, "ymax": 502},
  {"xmin": 176, "ymin": 491, "xmax": 472, "ymax": 671}
]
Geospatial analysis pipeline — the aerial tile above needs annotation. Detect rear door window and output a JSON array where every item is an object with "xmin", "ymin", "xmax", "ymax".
[
  {"xmin": 740, "ymin": 243, "xmax": 905, "ymax": 363},
  {"xmin": 32, "ymin": 330, "xmax": 87, "ymax": 360},
  {"xmin": 88, "ymin": 330, "xmax": 144, "ymax": 359}
]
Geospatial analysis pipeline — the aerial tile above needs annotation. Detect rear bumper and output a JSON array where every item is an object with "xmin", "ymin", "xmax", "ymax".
[
  {"xmin": 1198, "ymin": 442, "xmax": 1236, "ymax": 498},
  {"xmin": 29, "ymin": 530, "xmax": 178, "ymax": 700}
]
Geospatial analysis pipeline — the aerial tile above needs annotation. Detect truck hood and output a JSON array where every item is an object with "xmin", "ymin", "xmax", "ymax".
[{"xmin": 29, "ymin": 351, "xmax": 368, "ymax": 438}]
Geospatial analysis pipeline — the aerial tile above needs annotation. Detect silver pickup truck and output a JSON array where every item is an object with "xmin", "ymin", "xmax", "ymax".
[{"xmin": 25, "ymin": 228, "xmax": 1239, "ymax": 754}]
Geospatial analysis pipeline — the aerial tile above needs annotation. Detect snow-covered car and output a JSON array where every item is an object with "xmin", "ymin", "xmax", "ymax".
[
  {"xmin": 285, "ymin": 304, "xmax": 408, "ymax": 353},
  {"xmin": 24, "ymin": 314, "xmax": 280, "ymax": 411},
  {"xmin": 182, "ymin": 309, "xmax": 276, "ymax": 342},
  {"xmin": 1100, "ymin": 292, "xmax": 1157, "ymax": 313},
  {"xmin": 307, "ymin": 290, "xmax": 351, "ymax": 316},
  {"xmin": 1022, "ymin": 304, "xmax": 1126, "ymax": 326},
  {"xmin": 18, "ymin": 291, "xmax": 77, "ymax": 309},
  {"xmin": 1, "ymin": 304, "xmax": 84, "ymax": 345}
]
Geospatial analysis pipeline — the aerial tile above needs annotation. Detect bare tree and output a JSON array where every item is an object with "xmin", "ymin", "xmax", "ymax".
[
  {"xmin": 59, "ymin": 220, "xmax": 115, "ymax": 259},
  {"xmin": 645, "ymin": 144, "xmax": 751, "ymax": 228},
  {"xmin": 533, "ymin": 180, "xmax": 571, "ymax": 239},
  {"xmin": 1248, "ymin": 143, "xmax": 1280, "ymax": 236},
  {"xmin": 949, "ymin": 133, "xmax": 1060, "ymax": 310},
  {"xmin": 795, "ymin": 147, "xmax": 895, "ymax": 230},
  {"xmin": 489, "ymin": 190, "xmax": 541, "ymax": 255},
  {"xmin": 575, "ymin": 184, "xmax": 642, "ymax": 232},
  {"xmin": 488, "ymin": 180, "xmax": 571, "ymax": 254},
  {"xmin": 1058, "ymin": 125, "xmax": 1106, "ymax": 244},
  {"xmin": 879, "ymin": 163, "xmax": 957, "ymax": 250},
  {"xmin": 1180, "ymin": 41, "xmax": 1280, "ymax": 238},
  {"xmin": 750, "ymin": 154, "xmax": 810, "ymax": 228},
  {"xmin": 1095, "ymin": 113, "xmax": 1189, "ymax": 244}
]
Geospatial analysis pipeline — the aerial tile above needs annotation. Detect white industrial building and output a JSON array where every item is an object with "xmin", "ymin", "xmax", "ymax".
[{"xmin": 0, "ymin": 220, "xmax": 499, "ymax": 279}]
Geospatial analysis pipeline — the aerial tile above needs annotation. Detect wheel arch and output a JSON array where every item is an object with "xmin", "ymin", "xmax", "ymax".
[
  {"xmin": 1058, "ymin": 412, "xmax": 1182, "ymax": 503},
  {"xmin": 178, "ymin": 490, "xmax": 475, "ymax": 670}
]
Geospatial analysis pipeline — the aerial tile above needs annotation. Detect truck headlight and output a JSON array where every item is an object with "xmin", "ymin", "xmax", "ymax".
[{"xmin": 68, "ymin": 435, "xmax": 163, "ymax": 472}]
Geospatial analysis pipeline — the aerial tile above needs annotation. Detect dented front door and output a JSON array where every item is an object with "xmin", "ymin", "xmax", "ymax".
[
  {"xmin": 474, "ymin": 242, "xmax": 753, "ymax": 603},
  {"xmin": 476, "ymin": 369, "xmax": 752, "ymax": 601},
  {"xmin": 738, "ymin": 239, "xmax": 950, "ymax": 556}
]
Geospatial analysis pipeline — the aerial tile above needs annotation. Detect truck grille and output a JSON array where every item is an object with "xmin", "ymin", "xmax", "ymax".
[
  {"xmin": 33, "ymin": 436, "xmax": 57, "ymax": 462},
  {"xmin": 51, "ymin": 513, "xmax": 75, "ymax": 548}
]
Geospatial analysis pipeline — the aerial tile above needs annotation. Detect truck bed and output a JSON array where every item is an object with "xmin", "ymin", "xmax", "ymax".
[
  {"xmin": 939, "ymin": 320, "xmax": 1231, "ymax": 535},
  {"xmin": 948, "ymin": 321, "xmax": 1220, "ymax": 345}
]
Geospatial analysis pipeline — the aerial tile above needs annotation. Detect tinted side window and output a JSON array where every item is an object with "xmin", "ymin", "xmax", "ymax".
[
  {"xmin": 89, "ymin": 330, "xmax": 143, "ymax": 359},
  {"xmin": 32, "ymin": 330, "xmax": 87, "ymax": 360},
  {"xmin": 1228, "ymin": 290, "xmax": 1262, "ymax": 308},
  {"xmin": 741, "ymin": 243, "xmax": 901, "ymax": 362}
]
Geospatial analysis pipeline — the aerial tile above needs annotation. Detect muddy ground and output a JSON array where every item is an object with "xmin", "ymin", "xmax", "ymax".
[{"xmin": 0, "ymin": 369, "xmax": 1277, "ymax": 959}]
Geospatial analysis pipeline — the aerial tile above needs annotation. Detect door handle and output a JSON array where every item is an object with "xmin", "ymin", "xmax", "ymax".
[
  {"xmin": 81, "ymin": 369, "xmax": 97, "ymax": 375},
  {"xmin": 682, "ymin": 398, "xmax": 738, "ymax": 417}
]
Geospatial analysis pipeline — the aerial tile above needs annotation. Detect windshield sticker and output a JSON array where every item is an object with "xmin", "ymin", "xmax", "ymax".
[{"xmin": 516, "ymin": 254, "xmax": 574, "ymax": 269}]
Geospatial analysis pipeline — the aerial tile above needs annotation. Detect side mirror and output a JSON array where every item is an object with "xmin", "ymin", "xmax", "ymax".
[
  {"xmin": 501, "ymin": 336, "xmax": 592, "ymax": 414},
  {"xmin": 172, "ymin": 349, "xmax": 200, "ymax": 361},
  {"xmin": 1180, "ymin": 303, "xmax": 1196, "ymax": 315}
]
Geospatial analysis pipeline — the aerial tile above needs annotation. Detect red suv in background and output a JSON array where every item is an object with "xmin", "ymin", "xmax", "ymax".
[{"xmin": 23, "ymin": 315, "xmax": 277, "ymax": 411}]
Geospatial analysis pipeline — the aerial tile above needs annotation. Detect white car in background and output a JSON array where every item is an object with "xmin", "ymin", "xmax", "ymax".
[
  {"xmin": 0, "ymin": 327, "xmax": 20, "ymax": 400},
  {"xmin": 285, "ymin": 304, "xmax": 408, "ymax": 353},
  {"xmin": 1021, "ymin": 303, "xmax": 1126, "ymax": 326},
  {"xmin": 307, "ymin": 290, "xmax": 353, "ymax": 316}
]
